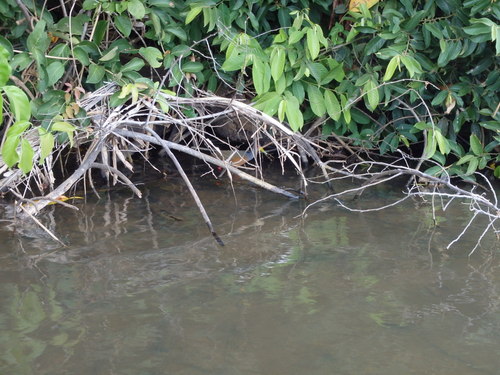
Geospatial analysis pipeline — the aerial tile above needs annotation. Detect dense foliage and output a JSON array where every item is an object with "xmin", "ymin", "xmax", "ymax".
[{"xmin": 0, "ymin": 0, "xmax": 498, "ymax": 179}]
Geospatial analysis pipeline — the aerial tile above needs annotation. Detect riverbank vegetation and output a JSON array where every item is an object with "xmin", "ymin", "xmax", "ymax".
[{"xmin": 0, "ymin": 0, "xmax": 498, "ymax": 249}]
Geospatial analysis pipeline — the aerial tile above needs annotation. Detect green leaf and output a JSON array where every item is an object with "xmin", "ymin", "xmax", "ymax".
[
  {"xmin": 324, "ymin": 90, "xmax": 341, "ymax": 121},
  {"xmin": 113, "ymin": 14, "xmax": 132, "ymax": 38},
  {"xmin": 86, "ymin": 63, "xmax": 105, "ymax": 84},
  {"xmin": 1, "ymin": 133, "xmax": 20, "ymax": 167},
  {"xmin": 434, "ymin": 129, "xmax": 450, "ymax": 155},
  {"xmin": 100, "ymin": 46, "xmax": 119, "ymax": 62},
  {"xmin": 93, "ymin": 20, "xmax": 108, "ymax": 45},
  {"xmin": 288, "ymin": 29, "xmax": 305, "ymax": 44},
  {"xmin": 306, "ymin": 27, "xmax": 320, "ymax": 60},
  {"xmin": 19, "ymin": 138, "xmax": 34, "ymax": 174},
  {"xmin": 182, "ymin": 61, "xmax": 204, "ymax": 73},
  {"xmin": 456, "ymin": 154, "xmax": 475, "ymax": 166},
  {"xmin": 185, "ymin": 6, "xmax": 203, "ymax": 24},
  {"xmin": 73, "ymin": 46, "xmax": 90, "ymax": 66},
  {"xmin": 278, "ymin": 99, "xmax": 286, "ymax": 122},
  {"xmin": 0, "ymin": 53, "xmax": 11, "ymax": 87},
  {"xmin": 6, "ymin": 120, "xmax": 31, "ymax": 138},
  {"xmin": 38, "ymin": 128, "xmax": 54, "ymax": 165},
  {"xmin": 46, "ymin": 61, "xmax": 65, "ymax": 86},
  {"xmin": 364, "ymin": 79, "xmax": 379, "ymax": 111},
  {"xmin": 252, "ymin": 58, "xmax": 271, "ymax": 96},
  {"xmin": 307, "ymin": 84, "xmax": 326, "ymax": 117},
  {"xmin": 400, "ymin": 55, "xmax": 423, "ymax": 77},
  {"xmin": 3, "ymin": 86, "xmax": 31, "ymax": 122},
  {"xmin": 253, "ymin": 92, "xmax": 282, "ymax": 116},
  {"xmin": 128, "ymin": 0, "xmax": 146, "ymax": 19},
  {"xmin": 383, "ymin": 55, "xmax": 399, "ymax": 81},
  {"xmin": 423, "ymin": 23, "xmax": 443, "ymax": 39},
  {"xmin": 423, "ymin": 129, "xmax": 437, "ymax": 159},
  {"xmin": 26, "ymin": 20, "xmax": 50, "ymax": 56},
  {"xmin": 121, "ymin": 57, "xmax": 145, "ymax": 72},
  {"xmin": 270, "ymin": 47, "xmax": 286, "ymax": 82},
  {"xmin": 139, "ymin": 47, "xmax": 163, "ymax": 68},
  {"xmin": 340, "ymin": 94, "xmax": 351, "ymax": 123},
  {"xmin": 52, "ymin": 121, "xmax": 76, "ymax": 147},
  {"xmin": 221, "ymin": 53, "xmax": 246, "ymax": 71},
  {"xmin": 284, "ymin": 95, "xmax": 303, "ymax": 131},
  {"xmin": 470, "ymin": 134, "xmax": 483, "ymax": 156},
  {"xmin": 466, "ymin": 157, "xmax": 479, "ymax": 175}
]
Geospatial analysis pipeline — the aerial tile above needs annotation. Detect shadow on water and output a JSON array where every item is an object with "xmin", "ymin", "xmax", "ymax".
[{"xmin": 0, "ymin": 173, "xmax": 499, "ymax": 375}]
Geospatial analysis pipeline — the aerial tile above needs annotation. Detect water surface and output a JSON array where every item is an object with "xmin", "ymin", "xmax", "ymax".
[{"xmin": 0, "ymin": 175, "xmax": 499, "ymax": 375}]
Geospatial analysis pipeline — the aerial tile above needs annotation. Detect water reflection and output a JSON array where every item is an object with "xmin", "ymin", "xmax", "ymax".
[{"xmin": 0, "ymin": 176, "xmax": 499, "ymax": 375}]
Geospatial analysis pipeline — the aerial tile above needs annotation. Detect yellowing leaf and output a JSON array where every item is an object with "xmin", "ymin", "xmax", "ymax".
[{"xmin": 349, "ymin": 0, "xmax": 379, "ymax": 12}]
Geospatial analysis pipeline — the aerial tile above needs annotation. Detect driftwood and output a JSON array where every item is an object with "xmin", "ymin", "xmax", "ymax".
[{"xmin": 0, "ymin": 83, "xmax": 498, "ymax": 251}]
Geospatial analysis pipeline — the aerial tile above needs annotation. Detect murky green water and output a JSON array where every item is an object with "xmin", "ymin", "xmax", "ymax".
[{"xmin": 0, "ymin": 175, "xmax": 499, "ymax": 375}]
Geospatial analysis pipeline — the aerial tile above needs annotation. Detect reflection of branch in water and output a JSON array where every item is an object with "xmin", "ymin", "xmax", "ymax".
[{"xmin": 303, "ymin": 158, "xmax": 499, "ymax": 255}]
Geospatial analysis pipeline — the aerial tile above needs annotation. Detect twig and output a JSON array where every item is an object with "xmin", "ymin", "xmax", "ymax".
[
  {"xmin": 90, "ymin": 162, "xmax": 142, "ymax": 198},
  {"xmin": 18, "ymin": 204, "xmax": 66, "ymax": 246},
  {"xmin": 114, "ymin": 128, "xmax": 299, "ymax": 199}
]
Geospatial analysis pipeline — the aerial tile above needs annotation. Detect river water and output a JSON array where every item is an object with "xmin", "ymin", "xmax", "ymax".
[{"xmin": 0, "ymin": 172, "xmax": 499, "ymax": 375}]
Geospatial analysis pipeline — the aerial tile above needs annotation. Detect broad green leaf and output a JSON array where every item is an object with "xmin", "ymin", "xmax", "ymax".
[
  {"xmin": 38, "ymin": 128, "xmax": 54, "ymax": 165},
  {"xmin": 93, "ymin": 20, "xmax": 108, "ymax": 45},
  {"xmin": 121, "ymin": 57, "xmax": 145, "ymax": 72},
  {"xmin": 340, "ymin": 94, "xmax": 351, "ymax": 123},
  {"xmin": 128, "ymin": 0, "xmax": 146, "ymax": 19},
  {"xmin": 185, "ymin": 6, "xmax": 203, "ymax": 24},
  {"xmin": 383, "ymin": 55, "xmax": 399, "ymax": 81},
  {"xmin": 86, "ymin": 63, "xmax": 105, "ymax": 84},
  {"xmin": 139, "ymin": 47, "xmax": 163, "ymax": 68},
  {"xmin": 456, "ymin": 154, "xmax": 475, "ymax": 165},
  {"xmin": 364, "ymin": 79, "xmax": 379, "ymax": 111},
  {"xmin": 221, "ymin": 54, "xmax": 246, "ymax": 71},
  {"xmin": 252, "ymin": 58, "xmax": 271, "ymax": 95},
  {"xmin": 274, "ymin": 74, "xmax": 287, "ymax": 94},
  {"xmin": 52, "ymin": 121, "xmax": 76, "ymax": 147},
  {"xmin": 400, "ymin": 55, "xmax": 423, "ymax": 77},
  {"xmin": 1, "ymin": 134, "xmax": 20, "ymax": 167},
  {"xmin": 6, "ymin": 121, "xmax": 31, "ymax": 138},
  {"xmin": 423, "ymin": 23, "xmax": 443, "ymax": 39},
  {"xmin": 324, "ymin": 90, "xmax": 341, "ymax": 121},
  {"xmin": 270, "ymin": 47, "xmax": 286, "ymax": 82},
  {"xmin": 3, "ymin": 86, "xmax": 31, "ymax": 122},
  {"xmin": 182, "ymin": 61, "xmax": 204, "ymax": 73},
  {"xmin": 306, "ymin": 27, "xmax": 320, "ymax": 60},
  {"xmin": 494, "ymin": 165, "xmax": 500, "ymax": 179},
  {"xmin": 320, "ymin": 63, "xmax": 345, "ymax": 84},
  {"xmin": 113, "ymin": 14, "xmax": 132, "ymax": 38},
  {"xmin": 19, "ymin": 138, "xmax": 34, "ymax": 174},
  {"xmin": 435, "ymin": 129, "xmax": 450, "ymax": 155},
  {"xmin": 284, "ymin": 95, "xmax": 303, "ymax": 131},
  {"xmin": 26, "ymin": 20, "xmax": 49, "ymax": 56},
  {"xmin": 470, "ymin": 134, "xmax": 483, "ymax": 155},
  {"xmin": 288, "ymin": 29, "xmax": 305, "ymax": 44},
  {"xmin": 253, "ymin": 92, "xmax": 282, "ymax": 116},
  {"xmin": 466, "ymin": 157, "xmax": 479, "ymax": 175},
  {"xmin": 0, "ymin": 37, "xmax": 13, "ymax": 58},
  {"xmin": 422, "ymin": 129, "xmax": 437, "ymax": 159},
  {"xmin": 99, "ymin": 46, "xmax": 119, "ymax": 62},
  {"xmin": 278, "ymin": 99, "xmax": 286, "ymax": 122},
  {"xmin": 0, "ymin": 53, "xmax": 11, "ymax": 87},
  {"xmin": 307, "ymin": 62, "xmax": 327, "ymax": 83},
  {"xmin": 307, "ymin": 84, "xmax": 326, "ymax": 117},
  {"xmin": 73, "ymin": 46, "xmax": 90, "ymax": 66},
  {"xmin": 46, "ymin": 61, "xmax": 65, "ymax": 86}
]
